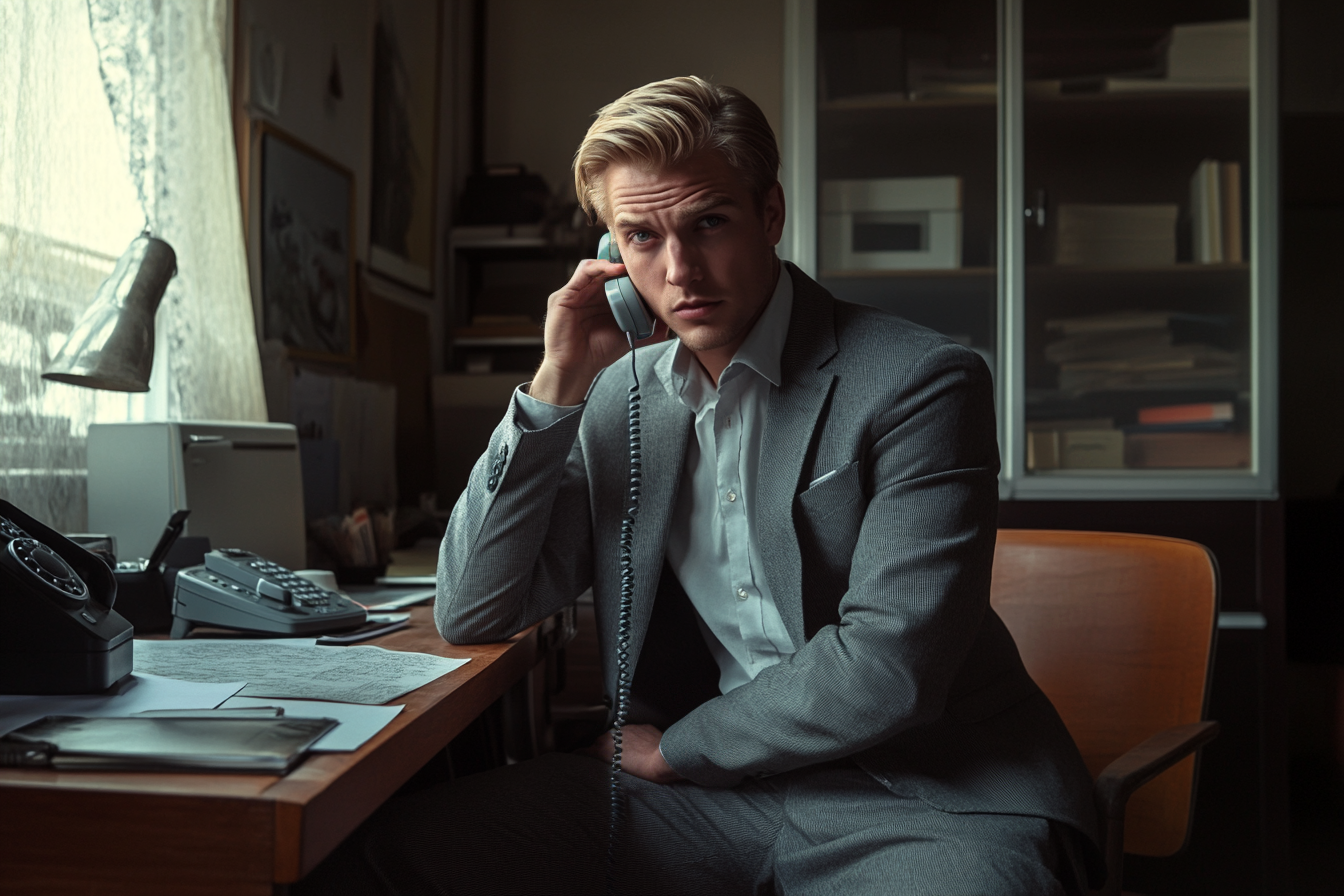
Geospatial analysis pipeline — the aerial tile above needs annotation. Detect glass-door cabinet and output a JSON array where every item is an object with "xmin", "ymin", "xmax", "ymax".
[{"xmin": 781, "ymin": 0, "xmax": 1277, "ymax": 499}]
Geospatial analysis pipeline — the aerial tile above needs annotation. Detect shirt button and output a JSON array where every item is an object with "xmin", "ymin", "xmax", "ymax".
[
  {"xmin": 726, "ymin": 491, "xmax": 737, "ymax": 502},
  {"xmin": 736, "ymin": 588, "xmax": 748, "ymax": 600}
]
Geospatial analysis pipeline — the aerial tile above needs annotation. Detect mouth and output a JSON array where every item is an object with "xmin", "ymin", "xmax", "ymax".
[{"xmin": 671, "ymin": 298, "xmax": 719, "ymax": 321}]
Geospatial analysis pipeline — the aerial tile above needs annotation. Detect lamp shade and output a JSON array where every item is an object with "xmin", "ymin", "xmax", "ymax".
[{"xmin": 42, "ymin": 235, "xmax": 176, "ymax": 392}]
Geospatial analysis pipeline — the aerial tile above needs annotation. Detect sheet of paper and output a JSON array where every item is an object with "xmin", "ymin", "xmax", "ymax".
[
  {"xmin": 132, "ymin": 641, "xmax": 469, "ymax": 704},
  {"xmin": 0, "ymin": 673, "xmax": 245, "ymax": 737},
  {"xmin": 219, "ymin": 696, "xmax": 405, "ymax": 751}
]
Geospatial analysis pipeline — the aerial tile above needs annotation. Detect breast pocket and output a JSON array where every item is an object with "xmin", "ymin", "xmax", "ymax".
[{"xmin": 795, "ymin": 461, "xmax": 864, "ymax": 579}]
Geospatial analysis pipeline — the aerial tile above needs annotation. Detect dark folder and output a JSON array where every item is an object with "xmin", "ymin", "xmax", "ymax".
[{"xmin": 0, "ymin": 714, "xmax": 337, "ymax": 773}]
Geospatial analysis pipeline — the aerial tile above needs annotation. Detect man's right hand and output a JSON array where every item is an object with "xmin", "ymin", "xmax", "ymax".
[{"xmin": 528, "ymin": 257, "xmax": 666, "ymax": 406}]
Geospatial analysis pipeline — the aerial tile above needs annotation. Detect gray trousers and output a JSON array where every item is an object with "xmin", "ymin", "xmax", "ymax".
[{"xmin": 299, "ymin": 752, "xmax": 1086, "ymax": 896}]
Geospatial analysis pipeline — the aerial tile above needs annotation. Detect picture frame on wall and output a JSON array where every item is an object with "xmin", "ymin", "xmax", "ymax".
[
  {"xmin": 367, "ymin": 0, "xmax": 442, "ymax": 293},
  {"xmin": 253, "ymin": 122, "xmax": 357, "ymax": 362}
]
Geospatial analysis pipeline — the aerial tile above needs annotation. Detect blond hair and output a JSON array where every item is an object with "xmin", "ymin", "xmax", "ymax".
[{"xmin": 573, "ymin": 76, "xmax": 780, "ymax": 224}]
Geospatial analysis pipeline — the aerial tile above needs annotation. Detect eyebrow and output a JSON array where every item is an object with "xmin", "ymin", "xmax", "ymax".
[{"xmin": 614, "ymin": 193, "xmax": 741, "ymax": 230}]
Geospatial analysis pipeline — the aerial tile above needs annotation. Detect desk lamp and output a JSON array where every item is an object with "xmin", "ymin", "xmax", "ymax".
[{"xmin": 41, "ymin": 233, "xmax": 176, "ymax": 392}]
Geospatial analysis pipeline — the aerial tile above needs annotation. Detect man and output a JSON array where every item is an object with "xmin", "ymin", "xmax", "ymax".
[{"xmin": 334, "ymin": 76, "xmax": 1101, "ymax": 895}]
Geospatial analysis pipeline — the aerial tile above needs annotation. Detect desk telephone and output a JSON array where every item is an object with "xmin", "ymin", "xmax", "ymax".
[
  {"xmin": 0, "ymin": 500, "xmax": 133, "ymax": 694},
  {"xmin": 170, "ymin": 548, "xmax": 367, "ymax": 638}
]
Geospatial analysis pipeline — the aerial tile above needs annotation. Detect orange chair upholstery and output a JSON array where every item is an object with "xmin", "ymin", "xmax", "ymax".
[{"xmin": 991, "ymin": 529, "xmax": 1220, "ymax": 896}]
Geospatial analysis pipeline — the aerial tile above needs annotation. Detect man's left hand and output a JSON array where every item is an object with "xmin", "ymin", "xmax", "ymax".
[{"xmin": 578, "ymin": 723, "xmax": 683, "ymax": 784}]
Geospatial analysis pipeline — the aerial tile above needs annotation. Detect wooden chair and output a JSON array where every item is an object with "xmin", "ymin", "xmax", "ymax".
[{"xmin": 990, "ymin": 529, "xmax": 1221, "ymax": 896}]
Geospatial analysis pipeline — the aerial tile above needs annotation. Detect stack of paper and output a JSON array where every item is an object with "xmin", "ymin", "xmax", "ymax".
[
  {"xmin": 1055, "ymin": 204, "xmax": 1178, "ymax": 267},
  {"xmin": 1043, "ymin": 311, "xmax": 1241, "ymax": 395}
]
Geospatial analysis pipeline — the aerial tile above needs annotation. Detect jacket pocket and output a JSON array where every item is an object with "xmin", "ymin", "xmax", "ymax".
[{"xmin": 795, "ymin": 461, "xmax": 863, "ymax": 578}]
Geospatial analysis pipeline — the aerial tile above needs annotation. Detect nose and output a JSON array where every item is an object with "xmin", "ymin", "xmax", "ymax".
[{"xmin": 663, "ymin": 239, "xmax": 701, "ymax": 288}]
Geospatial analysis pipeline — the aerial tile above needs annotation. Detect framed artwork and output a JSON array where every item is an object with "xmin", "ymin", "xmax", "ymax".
[
  {"xmin": 367, "ymin": 0, "xmax": 442, "ymax": 292},
  {"xmin": 255, "ymin": 123, "xmax": 357, "ymax": 362}
]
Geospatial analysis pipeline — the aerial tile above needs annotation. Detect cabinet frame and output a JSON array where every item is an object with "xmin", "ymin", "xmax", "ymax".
[{"xmin": 781, "ymin": 0, "xmax": 1279, "ymax": 501}]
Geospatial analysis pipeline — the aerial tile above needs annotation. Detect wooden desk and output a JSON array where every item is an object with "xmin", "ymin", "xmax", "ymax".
[{"xmin": 0, "ymin": 607, "xmax": 543, "ymax": 896}]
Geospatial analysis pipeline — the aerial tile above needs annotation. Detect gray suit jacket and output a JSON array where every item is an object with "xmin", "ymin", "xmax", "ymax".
[{"xmin": 437, "ymin": 265, "xmax": 1101, "ymax": 867}]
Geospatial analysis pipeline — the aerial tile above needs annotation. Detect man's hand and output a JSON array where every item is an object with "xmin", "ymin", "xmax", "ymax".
[
  {"xmin": 577, "ymin": 723, "xmax": 683, "ymax": 784},
  {"xmin": 530, "ymin": 257, "xmax": 668, "ymax": 407}
]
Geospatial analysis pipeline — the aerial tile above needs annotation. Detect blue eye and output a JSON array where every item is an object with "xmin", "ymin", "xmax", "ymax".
[
  {"xmin": 699, "ymin": 215, "xmax": 726, "ymax": 229},
  {"xmin": 628, "ymin": 231, "xmax": 652, "ymax": 244}
]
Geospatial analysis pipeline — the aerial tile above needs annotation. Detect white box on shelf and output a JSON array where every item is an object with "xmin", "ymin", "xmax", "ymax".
[{"xmin": 820, "ymin": 177, "xmax": 962, "ymax": 271}]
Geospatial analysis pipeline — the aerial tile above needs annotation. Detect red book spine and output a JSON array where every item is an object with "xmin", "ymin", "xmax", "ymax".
[{"xmin": 1137, "ymin": 402, "xmax": 1234, "ymax": 425}]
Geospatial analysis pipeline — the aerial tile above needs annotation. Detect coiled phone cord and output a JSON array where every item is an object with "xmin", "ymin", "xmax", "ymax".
[{"xmin": 607, "ymin": 333, "xmax": 641, "ymax": 895}]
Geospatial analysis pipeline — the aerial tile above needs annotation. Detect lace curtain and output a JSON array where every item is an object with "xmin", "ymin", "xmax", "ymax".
[{"xmin": 0, "ymin": 0, "xmax": 266, "ymax": 532}]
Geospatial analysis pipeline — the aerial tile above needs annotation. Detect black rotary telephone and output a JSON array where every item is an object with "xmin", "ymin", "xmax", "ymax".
[{"xmin": 0, "ymin": 499, "xmax": 134, "ymax": 694}]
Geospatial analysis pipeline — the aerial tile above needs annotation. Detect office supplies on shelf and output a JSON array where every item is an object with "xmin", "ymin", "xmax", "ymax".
[
  {"xmin": 0, "ymin": 714, "xmax": 336, "ymax": 773},
  {"xmin": 1054, "ymin": 203, "xmax": 1178, "ymax": 267},
  {"xmin": 170, "ymin": 548, "xmax": 368, "ymax": 638},
  {"xmin": 820, "ymin": 176, "xmax": 962, "ymax": 271},
  {"xmin": 132, "ymin": 639, "xmax": 469, "ymax": 704},
  {"xmin": 87, "ymin": 421, "xmax": 307, "ymax": 570},
  {"xmin": 217, "ymin": 696, "xmax": 404, "ymax": 752},
  {"xmin": 0, "ymin": 500, "xmax": 134, "ymax": 695},
  {"xmin": 0, "ymin": 672, "xmax": 245, "ymax": 738}
]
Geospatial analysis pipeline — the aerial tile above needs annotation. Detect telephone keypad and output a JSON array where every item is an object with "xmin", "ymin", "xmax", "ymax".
[{"xmin": 173, "ymin": 548, "xmax": 365, "ymax": 637}]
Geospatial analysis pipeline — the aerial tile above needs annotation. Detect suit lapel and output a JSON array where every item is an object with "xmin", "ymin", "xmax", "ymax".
[{"xmin": 759, "ymin": 267, "xmax": 838, "ymax": 648}]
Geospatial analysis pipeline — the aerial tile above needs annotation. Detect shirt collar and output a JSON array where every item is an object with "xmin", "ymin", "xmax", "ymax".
[{"xmin": 659, "ymin": 262, "xmax": 794, "ymax": 401}]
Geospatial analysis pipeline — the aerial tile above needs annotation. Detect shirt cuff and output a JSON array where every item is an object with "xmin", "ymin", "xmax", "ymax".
[{"xmin": 513, "ymin": 384, "xmax": 583, "ymax": 431}]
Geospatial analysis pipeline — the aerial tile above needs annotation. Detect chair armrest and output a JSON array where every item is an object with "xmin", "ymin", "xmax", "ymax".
[
  {"xmin": 1091, "ymin": 720, "xmax": 1219, "ymax": 896},
  {"xmin": 1095, "ymin": 720, "xmax": 1220, "ymax": 821}
]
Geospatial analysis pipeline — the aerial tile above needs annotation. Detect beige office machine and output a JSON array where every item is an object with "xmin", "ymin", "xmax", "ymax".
[
  {"xmin": 87, "ymin": 421, "xmax": 306, "ymax": 570},
  {"xmin": 820, "ymin": 176, "xmax": 962, "ymax": 272}
]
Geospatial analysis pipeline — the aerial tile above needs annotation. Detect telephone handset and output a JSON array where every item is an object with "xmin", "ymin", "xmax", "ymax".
[
  {"xmin": 597, "ymin": 232, "xmax": 654, "ymax": 339},
  {"xmin": 0, "ymin": 499, "xmax": 133, "ymax": 694}
]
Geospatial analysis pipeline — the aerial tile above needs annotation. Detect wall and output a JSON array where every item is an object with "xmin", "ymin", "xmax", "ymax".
[
  {"xmin": 236, "ymin": 0, "xmax": 376, "ymax": 261},
  {"xmin": 483, "ymin": 0, "xmax": 785, "ymax": 206}
]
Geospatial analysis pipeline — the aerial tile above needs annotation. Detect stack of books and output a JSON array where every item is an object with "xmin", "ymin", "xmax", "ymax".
[
  {"xmin": 1044, "ymin": 311, "xmax": 1241, "ymax": 396},
  {"xmin": 1055, "ymin": 204, "xmax": 1179, "ymax": 267},
  {"xmin": 1191, "ymin": 159, "xmax": 1244, "ymax": 264},
  {"xmin": 1123, "ymin": 401, "xmax": 1250, "ymax": 469}
]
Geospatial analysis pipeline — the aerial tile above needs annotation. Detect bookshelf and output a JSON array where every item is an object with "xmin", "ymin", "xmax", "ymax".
[
  {"xmin": 783, "ymin": 2, "xmax": 1287, "ymax": 893},
  {"xmin": 785, "ymin": 0, "xmax": 1275, "ymax": 501}
]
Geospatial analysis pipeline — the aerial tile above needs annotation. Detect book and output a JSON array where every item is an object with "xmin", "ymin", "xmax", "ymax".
[
  {"xmin": 1138, "ymin": 401, "xmax": 1234, "ymax": 425},
  {"xmin": 0, "ymin": 714, "xmax": 337, "ymax": 773},
  {"xmin": 1191, "ymin": 159, "xmax": 1223, "ymax": 263},
  {"xmin": 1124, "ymin": 431, "xmax": 1251, "ymax": 468},
  {"xmin": 1220, "ymin": 161, "xmax": 1243, "ymax": 263}
]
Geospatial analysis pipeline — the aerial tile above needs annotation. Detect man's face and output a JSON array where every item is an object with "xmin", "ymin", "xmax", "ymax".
[{"xmin": 605, "ymin": 150, "xmax": 785, "ymax": 381}]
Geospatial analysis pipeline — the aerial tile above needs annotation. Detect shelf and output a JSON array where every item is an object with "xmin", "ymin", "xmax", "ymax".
[
  {"xmin": 819, "ymin": 267, "xmax": 996, "ymax": 279},
  {"xmin": 819, "ymin": 86, "xmax": 1247, "ymax": 114},
  {"xmin": 1028, "ymin": 262, "xmax": 1249, "ymax": 276},
  {"xmin": 451, "ymin": 324, "xmax": 542, "ymax": 345}
]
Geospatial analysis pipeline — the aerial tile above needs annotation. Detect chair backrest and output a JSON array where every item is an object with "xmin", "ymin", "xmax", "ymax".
[{"xmin": 990, "ymin": 529, "xmax": 1218, "ymax": 857}]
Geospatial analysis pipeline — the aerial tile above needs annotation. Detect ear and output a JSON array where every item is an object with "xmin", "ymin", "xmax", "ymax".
[{"xmin": 761, "ymin": 182, "xmax": 786, "ymax": 247}]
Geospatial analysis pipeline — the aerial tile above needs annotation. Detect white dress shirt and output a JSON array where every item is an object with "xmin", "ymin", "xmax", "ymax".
[{"xmin": 514, "ymin": 267, "xmax": 796, "ymax": 694}]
